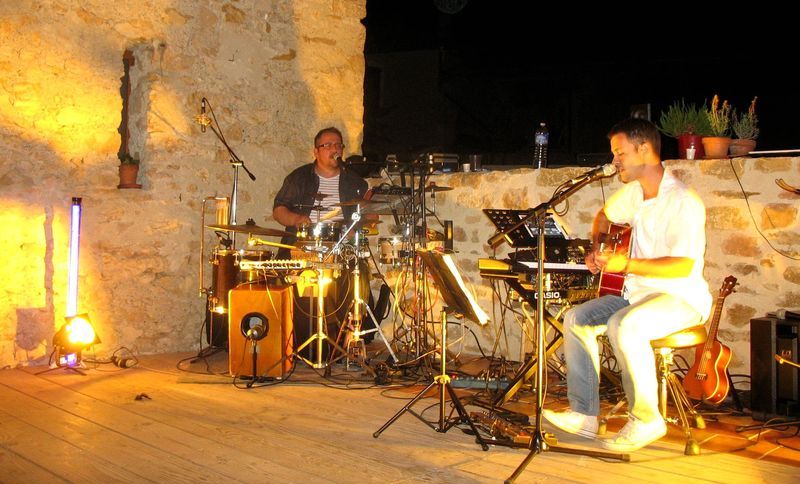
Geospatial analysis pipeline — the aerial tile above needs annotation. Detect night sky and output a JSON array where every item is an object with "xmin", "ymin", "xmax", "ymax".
[{"xmin": 361, "ymin": 2, "xmax": 797, "ymax": 166}]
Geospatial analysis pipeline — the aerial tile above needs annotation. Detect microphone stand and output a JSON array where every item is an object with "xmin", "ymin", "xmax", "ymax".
[
  {"xmin": 247, "ymin": 335, "xmax": 258, "ymax": 389},
  {"xmin": 200, "ymin": 98, "xmax": 257, "ymax": 249},
  {"xmin": 487, "ymin": 175, "xmax": 628, "ymax": 483}
]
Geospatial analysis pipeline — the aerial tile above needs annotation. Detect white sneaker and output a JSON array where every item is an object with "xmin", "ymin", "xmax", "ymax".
[
  {"xmin": 600, "ymin": 416, "xmax": 667, "ymax": 452},
  {"xmin": 542, "ymin": 409, "xmax": 598, "ymax": 439}
]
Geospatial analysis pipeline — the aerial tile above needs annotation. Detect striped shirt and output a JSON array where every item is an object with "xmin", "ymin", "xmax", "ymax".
[{"xmin": 312, "ymin": 174, "xmax": 344, "ymax": 223}]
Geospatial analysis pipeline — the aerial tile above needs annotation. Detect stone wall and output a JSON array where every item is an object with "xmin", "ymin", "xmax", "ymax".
[
  {"xmin": 0, "ymin": 0, "xmax": 366, "ymax": 368},
  {"xmin": 385, "ymin": 158, "xmax": 800, "ymax": 376},
  {"xmin": 1, "ymin": 2, "xmax": 796, "ymax": 379}
]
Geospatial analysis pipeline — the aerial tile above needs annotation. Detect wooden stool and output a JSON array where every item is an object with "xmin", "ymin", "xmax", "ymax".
[{"xmin": 599, "ymin": 325, "xmax": 708, "ymax": 455}]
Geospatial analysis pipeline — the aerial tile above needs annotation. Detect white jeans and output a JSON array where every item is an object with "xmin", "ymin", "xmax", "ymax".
[{"xmin": 563, "ymin": 293, "xmax": 702, "ymax": 422}]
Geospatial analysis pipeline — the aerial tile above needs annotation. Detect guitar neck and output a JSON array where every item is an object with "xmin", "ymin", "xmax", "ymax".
[{"xmin": 707, "ymin": 295, "xmax": 725, "ymax": 340}]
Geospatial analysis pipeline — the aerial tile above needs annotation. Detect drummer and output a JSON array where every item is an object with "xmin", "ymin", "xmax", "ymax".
[
  {"xmin": 272, "ymin": 126, "xmax": 369, "ymax": 255},
  {"xmin": 273, "ymin": 127, "xmax": 373, "ymax": 360}
]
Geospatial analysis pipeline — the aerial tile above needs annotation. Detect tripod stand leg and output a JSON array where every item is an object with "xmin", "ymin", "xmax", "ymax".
[
  {"xmin": 373, "ymin": 380, "xmax": 438, "ymax": 438},
  {"xmin": 363, "ymin": 303, "xmax": 398, "ymax": 363},
  {"xmin": 36, "ymin": 365, "xmax": 87, "ymax": 376},
  {"xmin": 444, "ymin": 382, "xmax": 489, "ymax": 450},
  {"xmin": 505, "ymin": 443, "xmax": 541, "ymax": 484}
]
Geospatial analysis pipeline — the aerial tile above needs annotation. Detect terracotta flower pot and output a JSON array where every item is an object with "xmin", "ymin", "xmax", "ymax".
[
  {"xmin": 729, "ymin": 139, "xmax": 756, "ymax": 157},
  {"xmin": 118, "ymin": 164, "xmax": 142, "ymax": 189},
  {"xmin": 701, "ymin": 137, "xmax": 732, "ymax": 159}
]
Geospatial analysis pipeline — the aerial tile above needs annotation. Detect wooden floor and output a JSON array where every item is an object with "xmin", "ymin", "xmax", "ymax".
[{"xmin": 1, "ymin": 352, "xmax": 799, "ymax": 483}]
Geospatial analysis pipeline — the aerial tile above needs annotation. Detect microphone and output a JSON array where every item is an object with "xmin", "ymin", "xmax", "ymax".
[
  {"xmin": 568, "ymin": 164, "xmax": 616, "ymax": 185},
  {"xmin": 196, "ymin": 98, "xmax": 211, "ymax": 132},
  {"xmin": 333, "ymin": 154, "xmax": 344, "ymax": 165},
  {"xmin": 246, "ymin": 324, "xmax": 265, "ymax": 340}
]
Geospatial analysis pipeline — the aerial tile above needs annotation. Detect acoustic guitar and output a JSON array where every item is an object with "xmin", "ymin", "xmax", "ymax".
[
  {"xmin": 682, "ymin": 275, "xmax": 737, "ymax": 404},
  {"xmin": 596, "ymin": 223, "xmax": 631, "ymax": 297}
]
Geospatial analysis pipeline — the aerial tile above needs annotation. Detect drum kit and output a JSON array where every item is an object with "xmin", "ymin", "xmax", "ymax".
[{"xmin": 197, "ymin": 176, "xmax": 456, "ymax": 375}]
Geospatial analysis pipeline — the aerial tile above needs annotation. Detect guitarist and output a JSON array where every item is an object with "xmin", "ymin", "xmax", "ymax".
[{"xmin": 543, "ymin": 118, "xmax": 712, "ymax": 453}]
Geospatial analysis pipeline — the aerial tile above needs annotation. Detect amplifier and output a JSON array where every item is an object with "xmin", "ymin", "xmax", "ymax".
[{"xmin": 750, "ymin": 316, "xmax": 800, "ymax": 419}]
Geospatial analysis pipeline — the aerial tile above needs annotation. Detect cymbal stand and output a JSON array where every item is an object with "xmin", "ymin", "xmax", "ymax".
[
  {"xmin": 373, "ymin": 306, "xmax": 489, "ymax": 451},
  {"xmin": 406, "ymin": 162, "xmax": 433, "ymax": 362},
  {"xmin": 330, "ymin": 227, "xmax": 398, "ymax": 371}
]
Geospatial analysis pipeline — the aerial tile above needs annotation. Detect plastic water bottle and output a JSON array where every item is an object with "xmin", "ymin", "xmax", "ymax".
[{"xmin": 534, "ymin": 122, "xmax": 549, "ymax": 168}]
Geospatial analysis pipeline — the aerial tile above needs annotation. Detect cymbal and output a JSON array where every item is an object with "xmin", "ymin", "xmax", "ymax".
[
  {"xmin": 424, "ymin": 183, "xmax": 453, "ymax": 193},
  {"xmin": 313, "ymin": 193, "xmax": 329, "ymax": 200},
  {"xmin": 206, "ymin": 223, "xmax": 292, "ymax": 238}
]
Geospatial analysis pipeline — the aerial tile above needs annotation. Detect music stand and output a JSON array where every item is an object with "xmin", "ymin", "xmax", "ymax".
[
  {"xmin": 483, "ymin": 208, "xmax": 570, "ymax": 248},
  {"xmin": 373, "ymin": 249, "xmax": 490, "ymax": 450}
]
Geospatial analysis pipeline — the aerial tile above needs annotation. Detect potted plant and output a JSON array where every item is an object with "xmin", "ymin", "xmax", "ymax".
[
  {"xmin": 658, "ymin": 100, "xmax": 711, "ymax": 159},
  {"xmin": 730, "ymin": 96, "xmax": 759, "ymax": 156},
  {"xmin": 702, "ymin": 94, "xmax": 732, "ymax": 159},
  {"xmin": 118, "ymin": 153, "xmax": 142, "ymax": 189}
]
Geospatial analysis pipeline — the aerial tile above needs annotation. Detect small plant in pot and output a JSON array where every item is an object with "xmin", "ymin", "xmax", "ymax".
[
  {"xmin": 118, "ymin": 153, "xmax": 142, "ymax": 189},
  {"xmin": 730, "ymin": 96, "xmax": 759, "ymax": 157},
  {"xmin": 658, "ymin": 100, "xmax": 711, "ymax": 160},
  {"xmin": 702, "ymin": 95, "xmax": 732, "ymax": 159}
]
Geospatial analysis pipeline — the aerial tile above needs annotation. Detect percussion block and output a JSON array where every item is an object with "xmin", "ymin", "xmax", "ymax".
[{"xmin": 228, "ymin": 284, "xmax": 293, "ymax": 379}]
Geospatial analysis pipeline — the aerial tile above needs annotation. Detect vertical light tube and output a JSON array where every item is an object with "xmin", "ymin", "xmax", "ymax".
[{"xmin": 66, "ymin": 197, "xmax": 82, "ymax": 317}]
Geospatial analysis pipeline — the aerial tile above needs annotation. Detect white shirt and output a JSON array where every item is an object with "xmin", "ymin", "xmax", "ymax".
[{"xmin": 604, "ymin": 169, "xmax": 712, "ymax": 320}]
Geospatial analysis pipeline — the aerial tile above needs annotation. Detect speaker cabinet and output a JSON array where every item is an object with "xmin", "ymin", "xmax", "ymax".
[
  {"xmin": 228, "ymin": 284, "xmax": 293, "ymax": 379},
  {"xmin": 750, "ymin": 316, "xmax": 800, "ymax": 419}
]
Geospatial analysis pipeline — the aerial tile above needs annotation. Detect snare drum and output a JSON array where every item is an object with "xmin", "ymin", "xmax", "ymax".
[{"xmin": 296, "ymin": 222, "xmax": 342, "ymax": 242}]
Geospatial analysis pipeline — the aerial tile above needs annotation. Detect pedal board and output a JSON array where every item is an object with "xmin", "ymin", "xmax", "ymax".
[{"xmin": 470, "ymin": 411, "xmax": 532, "ymax": 446}]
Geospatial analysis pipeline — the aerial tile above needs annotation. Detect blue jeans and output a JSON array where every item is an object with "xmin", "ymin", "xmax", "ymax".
[{"xmin": 564, "ymin": 294, "xmax": 702, "ymax": 422}]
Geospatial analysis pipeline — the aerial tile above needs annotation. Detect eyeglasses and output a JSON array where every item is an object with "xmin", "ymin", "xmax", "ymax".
[{"xmin": 316, "ymin": 142, "xmax": 345, "ymax": 150}]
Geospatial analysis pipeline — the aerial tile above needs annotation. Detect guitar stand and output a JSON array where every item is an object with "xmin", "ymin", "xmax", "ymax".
[{"xmin": 373, "ymin": 308, "xmax": 490, "ymax": 451}]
